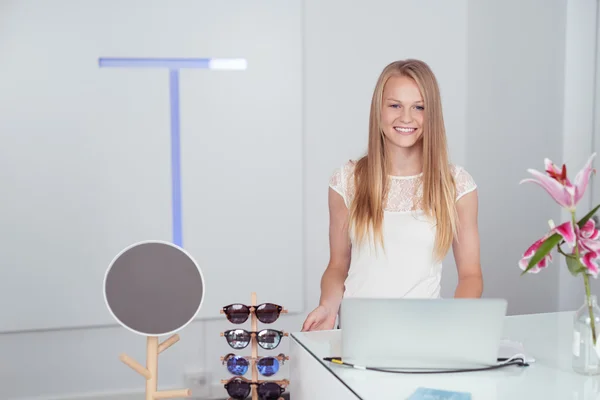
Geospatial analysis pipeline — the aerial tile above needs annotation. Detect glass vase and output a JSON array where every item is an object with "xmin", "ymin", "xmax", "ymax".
[{"xmin": 573, "ymin": 294, "xmax": 600, "ymax": 375}]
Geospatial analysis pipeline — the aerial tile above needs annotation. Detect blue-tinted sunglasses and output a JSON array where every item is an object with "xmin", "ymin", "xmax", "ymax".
[{"xmin": 221, "ymin": 352, "xmax": 288, "ymax": 377}]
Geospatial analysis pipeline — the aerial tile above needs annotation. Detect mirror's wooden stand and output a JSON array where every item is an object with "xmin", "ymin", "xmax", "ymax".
[{"xmin": 120, "ymin": 334, "xmax": 192, "ymax": 400}]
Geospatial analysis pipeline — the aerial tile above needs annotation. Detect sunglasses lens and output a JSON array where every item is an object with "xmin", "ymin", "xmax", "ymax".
[
  {"xmin": 225, "ymin": 379, "xmax": 251, "ymax": 399},
  {"xmin": 225, "ymin": 329, "xmax": 250, "ymax": 349},
  {"xmin": 256, "ymin": 303, "xmax": 280, "ymax": 324},
  {"xmin": 257, "ymin": 357, "xmax": 279, "ymax": 377},
  {"xmin": 257, "ymin": 382, "xmax": 283, "ymax": 400},
  {"xmin": 225, "ymin": 304, "xmax": 250, "ymax": 324},
  {"xmin": 226, "ymin": 355, "xmax": 249, "ymax": 376},
  {"xmin": 256, "ymin": 329, "xmax": 281, "ymax": 350}
]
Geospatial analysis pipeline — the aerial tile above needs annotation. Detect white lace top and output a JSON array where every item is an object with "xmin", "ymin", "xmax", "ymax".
[{"xmin": 329, "ymin": 160, "xmax": 477, "ymax": 299}]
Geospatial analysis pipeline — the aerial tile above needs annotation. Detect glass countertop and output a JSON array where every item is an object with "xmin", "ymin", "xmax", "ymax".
[{"xmin": 291, "ymin": 311, "xmax": 600, "ymax": 400}]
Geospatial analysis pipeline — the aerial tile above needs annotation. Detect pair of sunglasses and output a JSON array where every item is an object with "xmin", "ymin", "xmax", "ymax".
[
  {"xmin": 221, "ymin": 303, "xmax": 286, "ymax": 324},
  {"xmin": 222, "ymin": 376, "xmax": 288, "ymax": 400},
  {"xmin": 222, "ymin": 329, "xmax": 288, "ymax": 350},
  {"xmin": 221, "ymin": 353, "xmax": 288, "ymax": 377}
]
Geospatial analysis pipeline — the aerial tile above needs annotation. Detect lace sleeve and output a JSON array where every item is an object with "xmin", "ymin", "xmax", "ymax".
[
  {"xmin": 329, "ymin": 167, "xmax": 346, "ymax": 201},
  {"xmin": 329, "ymin": 161, "xmax": 356, "ymax": 206},
  {"xmin": 454, "ymin": 167, "xmax": 477, "ymax": 201}
]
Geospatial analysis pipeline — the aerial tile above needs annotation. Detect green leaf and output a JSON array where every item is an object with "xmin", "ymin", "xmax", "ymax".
[
  {"xmin": 567, "ymin": 256, "xmax": 584, "ymax": 276},
  {"xmin": 521, "ymin": 203, "xmax": 600, "ymax": 277},
  {"xmin": 521, "ymin": 233, "xmax": 562, "ymax": 275},
  {"xmin": 578, "ymin": 203, "xmax": 600, "ymax": 228}
]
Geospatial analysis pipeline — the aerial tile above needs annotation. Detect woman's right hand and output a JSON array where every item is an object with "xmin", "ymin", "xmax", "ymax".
[
  {"xmin": 301, "ymin": 305, "xmax": 337, "ymax": 331},
  {"xmin": 301, "ymin": 187, "xmax": 349, "ymax": 332}
]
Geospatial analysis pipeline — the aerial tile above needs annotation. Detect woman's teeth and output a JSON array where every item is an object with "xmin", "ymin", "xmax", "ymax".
[{"xmin": 395, "ymin": 127, "xmax": 416, "ymax": 133}]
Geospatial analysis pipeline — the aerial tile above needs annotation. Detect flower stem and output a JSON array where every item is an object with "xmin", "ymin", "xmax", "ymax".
[
  {"xmin": 584, "ymin": 273, "xmax": 597, "ymax": 345},
  {"xmin": 557, "ymin": 245, "xmax": 576, "ymax": 258},
  {"xmin": 572, "ymin": 210, "xmax": 597, "ymax": 345}
]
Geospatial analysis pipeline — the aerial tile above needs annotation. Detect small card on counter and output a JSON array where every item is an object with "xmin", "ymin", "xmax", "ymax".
[{"xmin": 407, "ymin": 387, "xmax": 472, "ymax": 400}]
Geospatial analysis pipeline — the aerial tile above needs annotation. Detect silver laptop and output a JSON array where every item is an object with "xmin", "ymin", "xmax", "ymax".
[{"xmin": 340, "ymin": 297, "xmax": 508, "ymax": 369}]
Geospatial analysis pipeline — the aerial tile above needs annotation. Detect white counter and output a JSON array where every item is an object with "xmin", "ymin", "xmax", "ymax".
[{"xmin": 288, "ymin": 311, "xmax": 600, "ymax": 400}]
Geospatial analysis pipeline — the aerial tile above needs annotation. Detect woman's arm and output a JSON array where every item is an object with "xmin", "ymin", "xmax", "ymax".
[
  {"xmin": 301, "ymin": 188, "xmax": 351, "ymax": 331},
  {"xmin": 452, "ymin": 189, "xmax": 483, "ymax": 298},
  {"xmin": 319, "ymin": 187, "xmax": 352, "ymax": 313}
]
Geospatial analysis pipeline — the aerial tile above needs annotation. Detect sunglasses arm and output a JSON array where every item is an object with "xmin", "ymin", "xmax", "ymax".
[
  {"xmin": 220, "ymin": 353, "xmax": 235, "ymax": 364},
  {"xmin": 277, "ymin": 353, "xmax": 289, "ymax": 364}
]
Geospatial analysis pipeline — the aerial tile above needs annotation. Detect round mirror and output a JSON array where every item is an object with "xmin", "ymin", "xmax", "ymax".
[{"xmin": 103, "ymin": 240, "xmax": 205, "ymax": 336}]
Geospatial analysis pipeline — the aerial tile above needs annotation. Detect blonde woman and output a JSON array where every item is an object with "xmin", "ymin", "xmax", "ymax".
[{"xmin": 302, "ymin": 59, "xmax": 483, "ymax": 331}]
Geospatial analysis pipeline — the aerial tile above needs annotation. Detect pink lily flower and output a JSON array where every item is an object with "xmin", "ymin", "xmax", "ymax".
[
  {"xmin": 519, "ymin": 221, "xmax": 576, "ymax": 273},
  {"xmin": 579, "ymin": 219, "xmax": 600, "ymax": 252},
  {"xmin": 520, "ymin": 153, "xmax": 597, "ymax": 211},
  {"xmin": 519, "ymin": 237, "xmax": 553, "ymax": 273},
  {"xmin": 576, "ymin": 219, "xmax": 600, "ymax": 277},
  {"xmin": 581, "ymin": 252, "xmax": 600, "ymax": 278}
]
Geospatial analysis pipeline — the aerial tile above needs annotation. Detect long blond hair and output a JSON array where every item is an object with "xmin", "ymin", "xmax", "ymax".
[{"xmin": 349, "ymin": 59, "xmax": 458, "ymax": 262}]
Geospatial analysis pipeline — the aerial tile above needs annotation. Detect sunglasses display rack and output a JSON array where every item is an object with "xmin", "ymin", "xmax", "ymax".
[{"xmin": 220, "ymin": 292, "xmax": 290, "ymax": 400}]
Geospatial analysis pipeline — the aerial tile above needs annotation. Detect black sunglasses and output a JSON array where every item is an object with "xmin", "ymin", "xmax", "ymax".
[
  {"xmin": 221, "ymin": 352, "xmax": 288, "ymax": 377},
  {"xmin": 221, "ymin": 329, "xmax": 287, "ymax": 350},
  {"xmin": 221, "ymin": 303, "xmax": 286, "ymax": 324},
  {"xmin": 222, "ymin": 376, "xmax": 288, "ymax": 400}
]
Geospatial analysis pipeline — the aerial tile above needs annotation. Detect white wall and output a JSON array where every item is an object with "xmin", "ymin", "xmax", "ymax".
[
  {"xmin": 466, "ymin": 0, "xmax": 569, "ymax": 315},
  {"xmin": 560, "ymin": 0, "xmax": 600, "ymax": 311},
  {"xmin": 0, "ymin": 0, "xmax": 304, "ymax": 334},
  {"xmin": 1, "ymin": 1, "xmax": 597, "ymax": 399}
]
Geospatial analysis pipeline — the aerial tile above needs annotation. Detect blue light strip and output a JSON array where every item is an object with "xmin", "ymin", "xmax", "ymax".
[
  {"xmin": 98, "ymin": 57, "xmax": 247, "ymax": 247},
  {"xmin": 98, "ymin": 57, "xmax": 247, "ymax": 70},
  {"xmin": 169, "ymin": 69, "xmax": 183, "ymax": 247}
]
